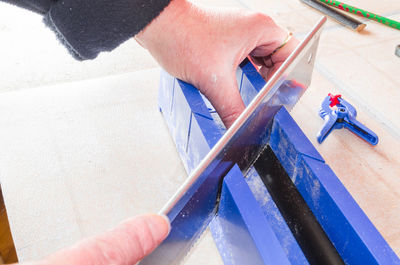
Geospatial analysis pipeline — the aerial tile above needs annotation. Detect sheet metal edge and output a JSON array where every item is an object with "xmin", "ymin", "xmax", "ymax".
[{"xmin": 139, "ymin": 16, "xmax": 327, "ymax": 265}]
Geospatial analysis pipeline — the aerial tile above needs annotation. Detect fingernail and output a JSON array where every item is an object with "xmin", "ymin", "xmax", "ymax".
[
  {"xmin": 159, "ymin": 214, "xmax": 171, "ymax": 234},
  {"xmin": 147, "ymin": 214, "xmax": 171, "ymax": 242}
]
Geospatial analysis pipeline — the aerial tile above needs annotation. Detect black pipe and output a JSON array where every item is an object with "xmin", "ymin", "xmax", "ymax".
[{"xmin": 254, "ymin": 146, "xmax": 344, "ymax": 265}]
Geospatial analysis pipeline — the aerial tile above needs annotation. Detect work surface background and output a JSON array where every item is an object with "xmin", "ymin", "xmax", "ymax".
[{"xmin": 0, "ymin": 0, "xmax": 399, "ymax": 263}]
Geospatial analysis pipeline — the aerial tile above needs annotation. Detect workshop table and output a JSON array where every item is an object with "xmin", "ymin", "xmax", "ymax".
[{"xmin": 0, "ymin": 0, "xmax": 399, "ymax": 263}]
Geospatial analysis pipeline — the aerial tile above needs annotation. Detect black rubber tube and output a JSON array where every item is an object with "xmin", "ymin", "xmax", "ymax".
[{"xmin": 254, "ymin": 146, "xmax": 345, "ymax": 265}]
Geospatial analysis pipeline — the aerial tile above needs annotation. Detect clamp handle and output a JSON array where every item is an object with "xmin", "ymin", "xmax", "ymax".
[
  {"xmin": 317, "ymin": 94, "xmax": 379, "ymax": 145},
  {"xmin": 345, "ymin": 113, "xmax": 379, "ymax": 145}
]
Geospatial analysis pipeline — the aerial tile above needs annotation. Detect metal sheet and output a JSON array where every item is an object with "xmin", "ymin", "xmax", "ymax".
[{"xmin": 139, "ymin": 17, "xmax": 327, "ymax": 265}]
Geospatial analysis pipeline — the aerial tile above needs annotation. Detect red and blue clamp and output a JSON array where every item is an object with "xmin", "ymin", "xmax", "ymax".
[{"xmin": 317, "ymin": 94, "xmax": 379, "ymax": 145}]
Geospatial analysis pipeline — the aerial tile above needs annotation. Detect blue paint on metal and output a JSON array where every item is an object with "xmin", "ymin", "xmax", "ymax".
[
  {"xmin": 158, "ymin": 71, "xmax": 175, "ymax": 123},
  {"xmin": 177, "ymin": 80, "xmax": 213, "ymax": 118},
  {"xmin": 216, "ymin": 164, "xmax": 292, "ymax": 265},
  {"xmin": 158, "ymin": 64, "xmax": 305, "ymax": 264},
  {"xmin": 159, "ymin": 71, "xmax": 224, "ymax": 173},
  {"xmin": 269, "ymin": 107, "xmax": 400, "ymax": 264},
  {"xmin": 239, "ymin": 59, "xmax": 266, "ymax": 106},
  {"xmin": 186, "ymin": 113, "xmax": 219, "ymax": 172},
  {"xmin": 236, "ymin": 67, "xmax": 244, "ymax": 94},
  {"xmin": 157, "ymin": 59, "xmax": 400, "ymax": 264},
  {"xmin": 273, "ymin": 108, "xmax": 325, "ymax": 162},
  {"xmin": 269, "ymin": 107, "xmax": 324, "ymax": 177},
  {"xmin": 245, "ymin": 168, "xmax": 309, "ymax": 265},
  {"xmin": 293, "ymin": 156, "xmax": 400, "ymax": 265},
  {"xmin": 171, "ymin": 85, "xmax": 191, "ymax": 157}
]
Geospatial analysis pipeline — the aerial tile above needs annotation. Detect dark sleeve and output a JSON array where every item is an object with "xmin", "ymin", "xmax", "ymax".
[{"xmin": 2, "ymin": 0, "xmax": 172, "ymax": 60}]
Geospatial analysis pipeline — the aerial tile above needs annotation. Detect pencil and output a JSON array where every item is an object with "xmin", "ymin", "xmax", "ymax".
[
  {"xmin": 318, "ymin": 0, "xmax": 400, "ymax": 30},
  {"xmin": 301, "ymin": 0, "xmax": 366, "ymax": 31}
]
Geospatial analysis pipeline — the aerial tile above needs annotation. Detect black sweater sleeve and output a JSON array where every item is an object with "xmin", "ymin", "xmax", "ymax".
[{"xmin": 2, "ymin": 0, "xmax": 172, "ymax": 60}]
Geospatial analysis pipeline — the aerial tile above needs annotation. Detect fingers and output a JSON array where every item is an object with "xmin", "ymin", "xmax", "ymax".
[
  {"xmin": 271, "ymin": 37, "xmax": 300, "ymax": 65},
  {"xmin": 200, "ymin": 29, "xmax": 297, "ymax": 128},
  {"xmin": 252, "ymin": 34, "xmax": 300, "ymax": 80},
  {"xmin": 245, "ymin": 13, "xmax": 300, "ymax": 81},
  {"xmin": 36, "ymin": 214, "xmax": 170, "ymax": 265},
  {"xmin": 200, "ymin": 72, "xmax": 245, "ymax": 128},
  {"xmin": 249, "ymin": 19, "xmax": 289, "ymax": 59},
  {"xmin": 262, "ymin": 37, "xmax": 300, "ymax": 80}
]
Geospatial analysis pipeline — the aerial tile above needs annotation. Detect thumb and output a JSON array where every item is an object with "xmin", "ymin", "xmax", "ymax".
[
  {"xmin": 200, "ymin": 73, "xmax": 245, "ymax": 128},
  {"xmin": 36, "ymin": 214, "xmax": 170, "ymax": 265}
]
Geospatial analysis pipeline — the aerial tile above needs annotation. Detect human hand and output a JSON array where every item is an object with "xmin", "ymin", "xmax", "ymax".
[
  {"xmin": 17, "ymin": 214, "xmax": 170, "ymax": 265},
  {"xmin": 136, "ymin": 0, "xmax": 299, "ymax": 128}
]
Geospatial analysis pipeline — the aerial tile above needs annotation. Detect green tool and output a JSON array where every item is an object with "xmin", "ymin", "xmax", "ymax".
[{"xmin": 318, "ymin": 0, "xmax": 400, "ymax": 30}]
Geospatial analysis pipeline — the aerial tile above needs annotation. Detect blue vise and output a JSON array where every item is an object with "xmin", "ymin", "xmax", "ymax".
[{"xmin": 317, "ymin": 94, "xmax": 379, "ymax": 145}]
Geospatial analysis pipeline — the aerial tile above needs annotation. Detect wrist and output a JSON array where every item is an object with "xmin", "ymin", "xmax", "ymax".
[{"xmin": 135, "ymin": 0, "xmax": 191, "ymax": 49}]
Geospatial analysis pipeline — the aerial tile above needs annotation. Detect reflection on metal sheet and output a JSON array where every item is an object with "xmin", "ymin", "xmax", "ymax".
[{"xmin": 140, "ymin": 16, "xmax": 327, "ymax": 265}]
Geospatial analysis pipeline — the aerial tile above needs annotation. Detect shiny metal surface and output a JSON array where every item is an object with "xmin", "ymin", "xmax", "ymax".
[{"xmin": 140, "ymin": 17, "xmax": 327, "ymax": 265}]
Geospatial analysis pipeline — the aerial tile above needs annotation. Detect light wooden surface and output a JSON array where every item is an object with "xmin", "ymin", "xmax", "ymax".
[
  {"xmin": 0, "ymin": 0, "xmax": 399, "ymax": 263},
  {"xmin": 0, "ymin": 69, "xmax": 223, "ymax": 264},
  {"xmin": 0, "ymin": 189, "xmax": 18, "ymax": 263}
]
